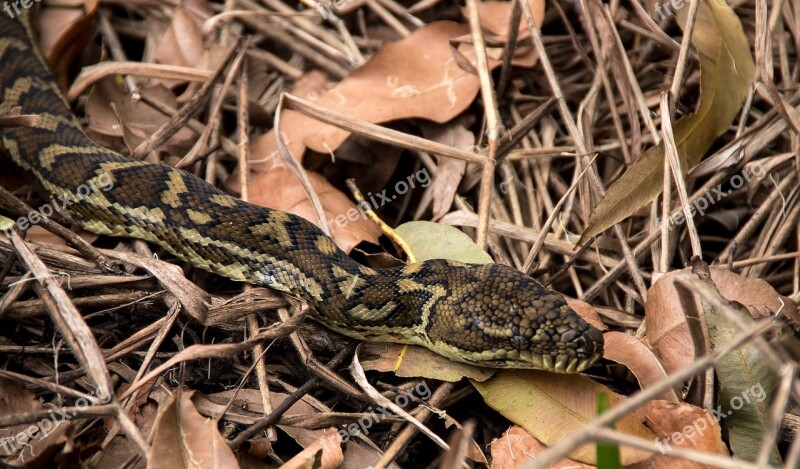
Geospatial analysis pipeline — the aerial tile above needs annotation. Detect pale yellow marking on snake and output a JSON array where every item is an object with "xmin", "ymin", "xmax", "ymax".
[
  {"xmin": 250, "ymin": 211, "xmax": 293, "ymax": 248},
  {"xmin": 187, "ymin": 209, "xmax": 213, "ymax": 225},
  {"xmin": 161, "ymin": 170, "xmax": 189, "ymax": 208},
  {"xmin": 209, "ymin": 194, "xmax": 238, "ymax": 207}
]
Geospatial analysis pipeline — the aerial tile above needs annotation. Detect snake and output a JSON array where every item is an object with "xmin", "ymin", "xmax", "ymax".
[{"xmin": 0, "ymin": 10, "xmax": 603, "ymax": 373}]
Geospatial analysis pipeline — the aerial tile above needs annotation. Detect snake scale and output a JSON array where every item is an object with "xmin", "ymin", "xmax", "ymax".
[{"xmin": 0, "ymin": 10, "xmax": 603, "ymax": 372}]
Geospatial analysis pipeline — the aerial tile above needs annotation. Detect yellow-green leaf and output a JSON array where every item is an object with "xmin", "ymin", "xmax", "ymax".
[
  {"xmin": 395, "ymin": 221, "xmax": 493, "ymax": 264},
  {"xmin": 578, "ymin": 0, "xmax": 755, "ymax": 244},
  {"xmin": 359, "ymin": 342, "xmax": 495, "ymax": 382},
  {"xmin": 472, "ymin": 371, "xmax": 654, "ymax": 465}
]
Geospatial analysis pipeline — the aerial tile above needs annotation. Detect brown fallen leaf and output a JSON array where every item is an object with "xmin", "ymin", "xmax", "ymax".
[
  {"xmin": 147, "ymin": 388, "xmax": 239, "ymax": 469},
  {"xmin": 85, "ymin": 79, "xmax": 196, "ymax": 156},
  {"xmin": 37, "ymin": 0, "xmax": 98, "ymax": 90},
  {"xmin": 251, "ymin": 15, "xmax": 543, "ymax": 168},
  {"xmin": 197, "ymin": 389, "xmax": 396, "ymax": 468},
  {"xmin": 579, "ymin": 0, "xmax": 755, "ymax": 243},
  {"xmin": 603, "ymin": 331, "xmax": 679, "ymax": 403},
  {"xmin": 645, "ymin": 266, "xmax": 797, "ymax": 377},
  {"xmin": 565, "ymin": 297, "xmax": 607, "ymax": 331},
  {"xmin": 280, "ymin": 428, "xmax": 344, "ymax": 469},
  {"xmin": 0, "ymin": 377, "xmax": 44, "ymax": 457},
  {"xmin": 418, "ymin": 121, "xmax": 472, "ymax": 220},
  {"xmin": 489, "ymin": 426, "xmax": 592, "ymax": 469},
  {"xmin": 644, "ymin": 268, "xmax": 700, "ymax": 375},
  {"xmin": 152, "ymin": 1, "xmax": 224, "ymax": 99},
  {"xmin": 630, "ymin": 400, "xmax": 728, "ymax": 469},
  {"xmin": 248, "ymin": 165, "xmax": 381, "ymax": 252},
  {"xmin": 710, "ymin": 267, "xmax": 798, "ymax": 319}
]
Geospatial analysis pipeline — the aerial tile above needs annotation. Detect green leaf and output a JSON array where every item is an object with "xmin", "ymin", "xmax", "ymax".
[
  {"xmin": 395, "ymin": 221, "xmax": 493, "ymax": 264},
  {"xmin": 578, "ymin": 0, "xmax": 755, "ymax": 244},
  {"xmin": 596, "ymin": 392, "xmax": 621, "ymax": 469},
  {"xmin": 703, "ymin": 300, "xmax": 781, "ymax": 465}
]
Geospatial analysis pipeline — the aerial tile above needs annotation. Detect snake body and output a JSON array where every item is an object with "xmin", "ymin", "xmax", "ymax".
[{"xmin": 0, "ymin": 11, "xmax": 603, "ymax": 372}]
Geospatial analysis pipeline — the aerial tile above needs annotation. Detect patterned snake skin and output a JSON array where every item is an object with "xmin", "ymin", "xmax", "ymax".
[{"xmin": 0, "ymin": 11, "xmax": 603, "ymax": 372}]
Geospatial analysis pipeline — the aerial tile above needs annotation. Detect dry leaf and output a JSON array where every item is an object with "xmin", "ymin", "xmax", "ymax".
[
  {"xmin": 280, "ymin": 428, "xmax": 344, "ymax": 469},
  {"xmin": 565, "ymin": 297, "xmax": 607, "ymax": 331},
  {"xmin": 419, "ymin": 121, "xmax": 472, "ymax": 220},
  {"xmin": 37, "ymin": 1, "xmax": 98, "ymax": 89},
  {"xmin": 248, "ymin": 165, "xmax": 381, "ymax": 252},
  {"xmin": 490, "ymin": 426, "xmax": 592, "ymax": 469},
  {"xmin": 644, "ymin": 269, "xmax": 700, "ymax": 375},
  {"xmin": 710, "ymin": 267, "xmax": 798, "ymax": 319},
  {"xmin": 359, "ymin": 343, "xmax": 495, "ymax": 382},
  {"xmin": 473, "ymin": 371, "xmax": 654, "ymax": 465},
  {"xmin": 603, "ymin": 331, "xmax": 679, "ymax": 403},
  {"xmin": 147, "ymin": 388, "xmax": 239, "ymax": 469},
  {"xmin": 579, "ymin": 0, "xmax": 755, "ymax": 243},
  {"xmin": 251, "ymin": 16, "xmax": 542, "ymax": 167},
  {"xmin": 85, "ymin": 79, "xmax": 196, "ymax": 156},
  {"xmin": 630, "ymin": 400, "xmax": 728, "ymax": 469}
]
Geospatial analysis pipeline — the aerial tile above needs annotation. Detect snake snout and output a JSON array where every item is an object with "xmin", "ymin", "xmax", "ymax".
[{"xmin": 572, "ymin": 325, "xmax": 604, "ymax": 372}]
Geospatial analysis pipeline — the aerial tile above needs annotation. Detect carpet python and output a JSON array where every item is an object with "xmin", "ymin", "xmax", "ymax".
[{"xmin": 0, "ymin": 11, "xmax": 603, "ymax": 372}]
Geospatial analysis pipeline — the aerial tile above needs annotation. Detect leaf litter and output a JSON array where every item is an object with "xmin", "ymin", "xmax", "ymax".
[{"xmin": 0, "ymin": 0, "xmax": 799, "ymax": 467}]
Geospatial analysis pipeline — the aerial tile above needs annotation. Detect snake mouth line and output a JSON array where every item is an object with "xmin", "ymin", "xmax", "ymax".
[{"xmin": 486, "ymin": 353, "xmax": 602, "ymax": 372}]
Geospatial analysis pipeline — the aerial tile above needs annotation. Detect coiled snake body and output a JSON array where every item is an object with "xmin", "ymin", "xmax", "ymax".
[{"xmin": 0, "ymin": 11, "xmax": 603, "ymax": 372}]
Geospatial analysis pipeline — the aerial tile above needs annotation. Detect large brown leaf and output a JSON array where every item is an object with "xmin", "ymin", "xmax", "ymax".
[{"xmin": 251, "ymin": 13, "xmax": 544, "ymax": 168}]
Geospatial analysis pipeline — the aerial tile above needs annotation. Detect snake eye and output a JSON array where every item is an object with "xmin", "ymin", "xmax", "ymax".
[{"xmin": 510, "ymin": 335, "xmax": 529, "ymax": 350}]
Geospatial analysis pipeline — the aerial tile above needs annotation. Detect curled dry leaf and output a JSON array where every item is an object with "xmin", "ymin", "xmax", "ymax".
[
  {"xmin": 196, "ymin": 389, "xmax": 396, "ymax": 468},
  {"xmin": 644, "ymin": 268, "xmax": 701, "ymax": 375},
  {"xmin": 602, "ymin": 331, "xmax": 679, "ymax": 403},
  {"xmin": 489, "ymin": 426, "xmax": 592, "ymax": 469},
  {"xmin": 630, "ymin": 400, "xmax": 727, "ymax": 469},
  {"xmin": 645, "ymin": 266, "xmax": 796, "ymax": 374},
  {"xmin": 473, "ymin": 371, "xmax": 654, "ymax": 465},
  {"xmin": 147, "ymin": 388, "xmax": 239, "ymax": 469},
  {"xmin": 248, "ymin": 165, "xmax": 381, "ymax": 252}
]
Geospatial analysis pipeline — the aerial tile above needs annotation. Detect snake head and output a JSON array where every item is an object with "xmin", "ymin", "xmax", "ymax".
[{"xmin": 423, "ymin": 262, "xmax": 604, "ymax": 373}]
